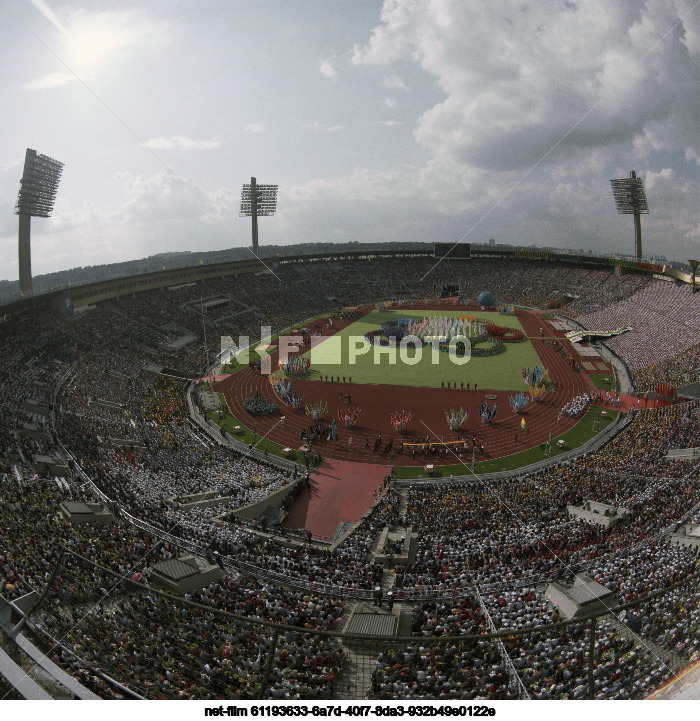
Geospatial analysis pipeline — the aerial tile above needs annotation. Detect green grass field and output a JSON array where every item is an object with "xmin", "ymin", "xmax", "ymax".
[
  {"xmin": 209, "ymin": 393, "xmax": 313, "ymax": 465},
  {"xmin": 301, "ymin": 309, "xmax": 543, "ymax": 390},
  {"xmin": 588, "ymin": 373, "xmax": 616, "ymax": 390}
]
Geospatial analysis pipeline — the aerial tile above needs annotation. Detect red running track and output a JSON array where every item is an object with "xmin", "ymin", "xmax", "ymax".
[{"xmin": 214, "ymin": 308, "xmax": 593, "ymax": 467}]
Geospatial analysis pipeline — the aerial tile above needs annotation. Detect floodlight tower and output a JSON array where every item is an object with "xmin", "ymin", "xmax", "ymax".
[
  {"xmin": 610, "ymin": 170, "xmax": 649, "ymax": 261},
  {"xmin": 240, "ymin": 177, "xmax": 278, "ymax": 258},
  {"xmin": 15, "ymin": 149, "xmax": 64, "ymax": 296}
]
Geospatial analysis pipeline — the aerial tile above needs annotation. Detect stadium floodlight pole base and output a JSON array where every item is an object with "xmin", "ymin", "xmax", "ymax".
[{"xmin": 18, "ymin": 214, "xmax": 32, "ymax": 295}]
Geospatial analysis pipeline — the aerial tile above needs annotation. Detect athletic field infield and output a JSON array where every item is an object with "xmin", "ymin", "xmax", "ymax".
[{"xmin": 301, "ymin": 309, "xmax": 542, "ymax": 390}]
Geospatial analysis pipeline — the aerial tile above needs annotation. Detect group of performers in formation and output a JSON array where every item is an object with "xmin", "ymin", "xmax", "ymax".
[
  {"xmin": 301, "ymin": 421, "xmax": 334, "ymax": 445},
  {"xmin": 402, "ymin": 435, "xmax": 485, "ymax": 461},
  {"xmin": 365, "ymin": 435, "xmax": 394, "ymax": 455},
  {"xmin": 593, "ymin": 390, "xmax": 624, "ymax": 410},
  {"xmin": 440, "ymin": 380, "xmax": 477, "ymax": 390},
  {"xmin": 558, "ymin": 392, "xmax": 592, "ymax": 420}
]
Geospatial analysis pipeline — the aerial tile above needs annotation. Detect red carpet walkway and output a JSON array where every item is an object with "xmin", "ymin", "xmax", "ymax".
[{"xmin": 283, "ymin": 459, "xmax": 388, "ymax": 540}]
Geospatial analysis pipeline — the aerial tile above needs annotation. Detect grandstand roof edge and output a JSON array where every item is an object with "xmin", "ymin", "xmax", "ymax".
[{"xmin": 0, "ymin": 246, "xmax": 678, "ymax": 316}]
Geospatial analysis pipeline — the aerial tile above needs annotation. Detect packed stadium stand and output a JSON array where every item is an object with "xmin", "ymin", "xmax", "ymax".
[{"xmin": 2, "ymin": 248, "xmax": 700, "ymax": 701}]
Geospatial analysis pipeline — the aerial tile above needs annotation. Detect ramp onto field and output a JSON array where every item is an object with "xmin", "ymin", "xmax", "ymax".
[{"xmin": 283, "ymin": 460, "xmax": 387, "ymax": 539}]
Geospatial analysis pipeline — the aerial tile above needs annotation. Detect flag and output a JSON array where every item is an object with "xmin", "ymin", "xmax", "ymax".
[{"xmin": 520, "ymin": 416, "xmax": 529, "ymax": 434}]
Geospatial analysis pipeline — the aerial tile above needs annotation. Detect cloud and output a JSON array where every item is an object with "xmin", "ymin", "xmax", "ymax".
[
  {"xmin": 21, "ymin": 73, "xmax": 76, "ymax": 90},
  {"xmin": 200, "ymin": 186, "xmax": 241, "ymax": 225},
  {"xmin": 307, "ymin": 0, "xmax": 700, "ymax": 260},
  {"xmin": 308, "ymin": 122, "xmax": 344, "ymax": 132},
  {"xmin": 245, "ymin": 123, "xmax": 265, "ymax": 133},
  {"xmin": 383, "ymin": 71, "xmax": 408, "ymax": 92},
  {"xmin": 385, "ymin": 97, "xmax": 397, "ymax": 108},
  {"xmin": 116, "ymin": 168, "xmax": 210, "ymax": 222},
  {"xmin": 48, "ymin": 198, "xmax": 113, "ymax": 233},
  {"xmin": 686, "ymin": 149, "xmax": 700, "ymax": 166},
  {"xmin": 353, "ymin": 0, "xmax": 700, "ymax": 172},
  {"xmin": 145, "ymin": 136, "xmax": 221, "ymax": 151},
  {"xmin": 319, "ymin": 60, "xmax": 336, "ymax": 78}
]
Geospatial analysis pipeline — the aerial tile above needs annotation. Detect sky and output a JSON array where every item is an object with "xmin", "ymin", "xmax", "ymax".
[{"xmin": 1, "ymin": 0, "xmax": 699, "ymax": 280}]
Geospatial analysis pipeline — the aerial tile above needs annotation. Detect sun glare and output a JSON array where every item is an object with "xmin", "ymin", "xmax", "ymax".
[{"xmin": 64, "ymin": 15, "xmax": 133, "ymax": 76}]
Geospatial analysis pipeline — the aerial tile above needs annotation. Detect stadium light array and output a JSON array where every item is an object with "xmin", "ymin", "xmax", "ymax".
[
  {"xmin": 240, "ymin": 177, "xmax": 278, "ymax": 258},
  {"xmin": 610, "ymin": 170, "xmax": 649, "ymax": 261},
  {"xmin": 15, "ymin": 148, "xmax": 64, "ymax": 295}
]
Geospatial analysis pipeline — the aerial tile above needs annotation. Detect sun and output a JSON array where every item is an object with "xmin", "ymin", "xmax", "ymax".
[{"xmin": 64, "ymin": 14, "xmax": 134, "ymax": 76}]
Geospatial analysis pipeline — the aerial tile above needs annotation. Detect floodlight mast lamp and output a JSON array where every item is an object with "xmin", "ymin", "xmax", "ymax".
[
  {"xmin": 15, "ymin": 148, "xmax": 64, "ymax": 295},
  {"xmin": 610, "ymin": 170, "xmax": 649, "ymax": 261},
  {"xmin": 240, "ymin": 177, "xmax": 278, "ymax": 258}
]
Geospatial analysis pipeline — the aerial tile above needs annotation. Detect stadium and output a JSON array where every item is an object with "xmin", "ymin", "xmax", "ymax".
[
  {"xmin": 3, "ymin": 0, "xmax": 700, "ymax": 711},
  {"xmin": 3, "ymin": 246, "xmax": 700, "ymax": 703}
]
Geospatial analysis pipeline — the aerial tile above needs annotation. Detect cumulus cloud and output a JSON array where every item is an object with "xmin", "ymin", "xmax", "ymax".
[
  {"xmin": 48, "ymin": 198, "xmax": 114, "ymax": 233},
  {"xmin": 21, "ymin": 73, "xmax": 76, "ymax": 90},
  {"xmin": 383, "ymin": 71, "xmax": 408, "ymax": 92},
  {"xmin": 200, "ymin": 186, "xmax": 241, "ymax": 225},
  {"xmin": 353, "ymin": 0, "xmax": 700, "ymax": 173},
  {"xmin": 319, "ymin": 60, "xmax": 336, "ymax": 78},
  {"xmin": 686, "ymin": 148, "xmax": 700, "ymax": 166},
  {"xmin": 245, "ymin": 123, "xmax": 265, "ymax": 133},
  {"xmin": 145, "ymin": 136, "xmax": 221, "ymax": 151},
  {"xmin": 116, "ymin": 168, "xmax": 210, "ymax": 222},
  {"xmin": 302, "ymin": 0, "xmax": 700, "ymax": 257}
]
